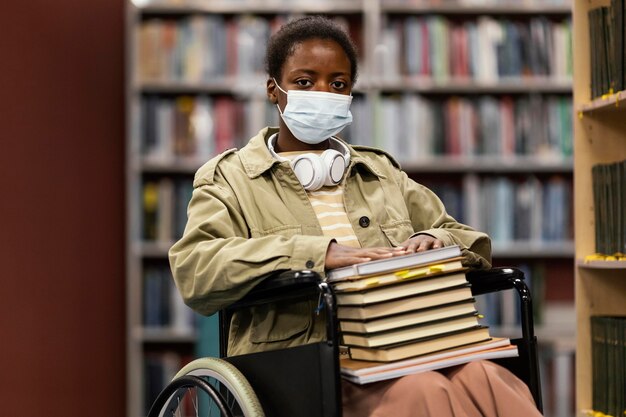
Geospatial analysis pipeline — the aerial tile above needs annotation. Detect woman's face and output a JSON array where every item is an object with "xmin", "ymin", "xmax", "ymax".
[{"xmin": 269, "ymin": 38, "xmax": 352, "ymax": 110}]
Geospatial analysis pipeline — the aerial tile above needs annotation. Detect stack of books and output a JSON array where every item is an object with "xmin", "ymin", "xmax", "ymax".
[{"xmin": 326, "ymin": 245, "xmax": 518, "ymax": 384}]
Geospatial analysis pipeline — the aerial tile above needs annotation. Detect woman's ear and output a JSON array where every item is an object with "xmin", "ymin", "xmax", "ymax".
[{"xmin": 267, "ymin": 78, "xmax": 278, "ymax": 104}]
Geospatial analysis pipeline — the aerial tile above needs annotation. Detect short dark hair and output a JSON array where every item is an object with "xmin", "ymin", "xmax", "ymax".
[{"xmin": 265, "ymin": 16, "xmax": 359, "ymax": 85}]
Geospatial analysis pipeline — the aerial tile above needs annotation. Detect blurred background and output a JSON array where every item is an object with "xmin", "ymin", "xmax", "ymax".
[{"xmin": 1, "ymin": 0, "xmax": 583, "ymax": 416}]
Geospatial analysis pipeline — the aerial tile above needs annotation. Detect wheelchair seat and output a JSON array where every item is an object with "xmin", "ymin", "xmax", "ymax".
[{"xmin": 147, "ymin": 267, "xmax": 542, "ymax": 417}]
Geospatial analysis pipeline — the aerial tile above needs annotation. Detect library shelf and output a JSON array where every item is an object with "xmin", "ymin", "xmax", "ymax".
[
  {"xmin": 577, "ymin": 89, "xmax": 626, "ymax": 114},
  {"xmin": 576, "ymin": 259, "xmax": 626, "ymax": 270},
  {"xmin": 127, "ymin": 1, "xmax": 575, "ymax": 415},
  {"xmin": 134, "ymin": 1, "xmax": 363, "ymax": 15},
  {"xmin": 138, "ymin": 156, "xmax": 573, "ymax": 175},
  {"xmin": 375, "ymin": 78, "xmax": 572, "ymax": 94},
  {"xmin": 400, "ymin": 156, "xmax": 573, "ymax": 173},
  {"xmin": 138, "ymin": 78, "xmax": 573, "ymax": 95},
  {"xmin": 137, "ymin": 80, "xmax": 373, "ymax": 95},
  {"xmin": 137, "ymin": 80, "xmax": 268, "ymax": 96},
  {"xmin": 490, "ymin": 324, "xmax": 575, "ymax": 345},
  {"xmin": 138, "ymin": 159, "xmax": 205, "ymax": 175},
  {"xmin": 572, "ymin": 0, "xmax": 626, "ymax": 414},
  {"xmin": 135, "ymin": 327, "xmax": 196, "ymax": 344},
  {"xmin": 140, "ymin": 241, "xmax": 175, "ymax": 258},
  {"xmin": 493, "ymin": 241, "xmax": 575, "ymax": 259},
  {"xmin": 138, "ymin": 241, "xmax": 574, "ymax": 260},
  {"xmin": 380, "ymin": 2, "xmax": 572, "ymax": 15}
]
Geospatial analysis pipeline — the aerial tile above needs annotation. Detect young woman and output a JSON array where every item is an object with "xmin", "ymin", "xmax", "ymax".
[{"xmin": 169, "ymin": 16, "xmax": 542, "ymax": 417}]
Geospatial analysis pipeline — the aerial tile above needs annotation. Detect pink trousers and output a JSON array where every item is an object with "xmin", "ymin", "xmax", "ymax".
[{"xmin": 342, "ymin": 360, "xmax": 543, "ymax": 417}]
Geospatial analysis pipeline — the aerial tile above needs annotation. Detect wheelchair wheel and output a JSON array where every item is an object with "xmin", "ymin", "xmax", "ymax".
[
  {"xmin": 149, "ymin": 357, "xmax": 265, "ymax": 417},
  {"xmin": 148, "ymin": 375, "xmax": 234, "ymax": 417}
]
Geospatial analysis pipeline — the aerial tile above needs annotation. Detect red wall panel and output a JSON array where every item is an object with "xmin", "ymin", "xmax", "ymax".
[{"xmin": 0, "ymin": 1, "xmax": 126, "ymax": 415}]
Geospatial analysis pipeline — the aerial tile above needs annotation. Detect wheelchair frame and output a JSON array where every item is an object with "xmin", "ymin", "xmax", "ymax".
[{"xmin": 149, "ymin": 267, "xmax": 542, "ymax": 417}]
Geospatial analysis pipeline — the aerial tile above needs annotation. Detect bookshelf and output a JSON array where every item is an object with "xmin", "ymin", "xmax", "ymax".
[
  {"xmin": 572, "ymin": 0, "xmax": 626, "ymax": 415},
  {"xmin": 126, "ymin": 0, "xmax": 574, "ymax": 416}
]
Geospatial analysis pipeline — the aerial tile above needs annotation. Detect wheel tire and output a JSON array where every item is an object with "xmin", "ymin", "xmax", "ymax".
[{"xmin": 175, "ymin": 357, "xmax": 265, "ymax": 417}]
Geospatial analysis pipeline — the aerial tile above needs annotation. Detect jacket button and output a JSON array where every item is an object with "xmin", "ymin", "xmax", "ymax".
[
  {"xmin": 305, "ymin": 260, "xmax": 315, "ymax": 269},
  {"xmin": 359, "ymin": 216, "xmax": 370, "ymax": 228}
]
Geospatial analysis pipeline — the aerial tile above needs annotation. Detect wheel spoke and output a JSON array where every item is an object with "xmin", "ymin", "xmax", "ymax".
[{"xmin": 148, "ymin": 359, "xmax": 264, "ymax": 417}]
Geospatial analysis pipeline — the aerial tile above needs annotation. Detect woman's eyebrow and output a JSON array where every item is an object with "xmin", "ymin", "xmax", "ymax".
[
  {"xmin": 287, "ymin": 69, "xmax": 350, "ymax": 77},
  {"xmin": 286, "ymin": 69, "xmax": 318, "ymax": 77}
]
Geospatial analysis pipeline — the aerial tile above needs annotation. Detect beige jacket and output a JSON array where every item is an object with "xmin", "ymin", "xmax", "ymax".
[{"xmin": 169, "ymin": 127, "xmax": 491, "ymax": 355}]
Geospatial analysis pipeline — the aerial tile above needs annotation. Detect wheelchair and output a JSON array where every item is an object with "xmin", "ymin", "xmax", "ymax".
[{"xmin": 147, "ymin": 267, "xmax": 542, "ymax": 417}]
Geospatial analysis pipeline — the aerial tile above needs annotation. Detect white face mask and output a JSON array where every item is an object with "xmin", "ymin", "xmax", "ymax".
[{"xmin": 274, "ymin": 79, "xmax": 353, "ymax": 144}]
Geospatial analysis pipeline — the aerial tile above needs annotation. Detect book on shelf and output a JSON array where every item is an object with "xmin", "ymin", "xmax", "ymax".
[
  {"xmin": 143, "ymin": 265, "xmax": 196, "ymax": 332},
  {"xmin": 142, "ymin": 178, "xmax": 195, "ymax": 244},
  {"xmin": 385, "ymin": 15, "xmax": 572, "ymax": 82},
  {"xmin": 591, "ymin": 316, "xmax": 626, "ymax": 417},
  {"xmin": 340, "ymin": 337, "xmax": 517, "ymax": 385},
  {"xmin": 588, "ymin": 2, "xmax": 626, "ymax": 98},
  {"xmin": 339, "ymin": 301, "xmax": 477, "ymax": 334},
  {"xmin": 461, "ymin": 174, "xmax": 573, "ymax": 246},
  {"xmin": 341, "ymin": 313, "xmax": 481, "ymax": 348},
  {"xmin": 375, "ymin": 94, "xmax": 573, "ymax": 164},
  {"xmin": 327, "ymin": 245, "xmax": 462, "ymax": 282},
  {"xmin": 348, "ymin": 325, "xmax": 492, "ymax": 362},
  {"xmin": 336, "ymin": 284, "xmax": 474, "ymax": 321},
  {"xmin": 592, "ymin": 159, "xmax": 626, "ymax": 255},
  {"xmin": 335, "ymin": 270, "xmax": 468, "ymax": 305}
]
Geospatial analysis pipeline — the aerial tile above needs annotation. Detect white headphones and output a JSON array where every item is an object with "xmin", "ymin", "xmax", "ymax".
[{"xmin": 267, "ymin": 133, "xmax": 351, "ymax": 191}]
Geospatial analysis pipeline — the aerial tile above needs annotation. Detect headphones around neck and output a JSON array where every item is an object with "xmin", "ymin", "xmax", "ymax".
[{"xmin": 267, "ymin": 134, "xmax": 351, "ymax": 191}]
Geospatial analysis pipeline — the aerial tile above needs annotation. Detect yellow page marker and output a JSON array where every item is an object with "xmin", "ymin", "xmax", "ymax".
[
  {"xmin": 363, "ymin": 278, "xmax": 380, "ymax": 289},
  {"xmin": 585, "ymin": 253, "xmax": 606, "ymax": 262},
  {"xmin": 398, "ymin": 268, "xmax": 428, "ymax": 280},
  {"xmin": 428, "ymin": 264, "xmax": 445, "ymax": 273}
]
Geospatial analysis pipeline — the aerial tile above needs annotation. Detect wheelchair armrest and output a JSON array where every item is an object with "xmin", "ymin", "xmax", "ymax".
[
  {"xmin": 220, "ymin": 269, "xmax": 335, "ymax": 357},
  {"xmin": 466, "ymin": 267, "xmax": 525, "ymax": 296},
  {"xmin": 228, "ymin": 269, "xmax": 323, "ymax": 311},
  {"xmin": 467, "ymin": 266, "xmax": 536, "ymax": 345}
]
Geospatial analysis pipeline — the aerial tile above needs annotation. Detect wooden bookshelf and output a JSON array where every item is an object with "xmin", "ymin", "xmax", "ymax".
[
  {"xmin": 380, "ymin": 2, "xmax": 571, "ymax": 15},
  {"xmin": 135, "ymin": 0, "xmax": 363, "ymax": 15},
  {"xmin": 126, "ymin": 1, "xmax": 575, "ymax": 416},
  {"xmin": 577, "ymin": 259, "xmax": 626, "ymax": 269},
  {"xmin": 375, "ymin": 78, "xmax": 573, "ymax": 94},
  {"xmin": 577, "ymin": 89, "xmax": 626, "ymax": 113},
  {"xmin": 572, "ymin": 0, "xmax": 626, "ymax": 415}
]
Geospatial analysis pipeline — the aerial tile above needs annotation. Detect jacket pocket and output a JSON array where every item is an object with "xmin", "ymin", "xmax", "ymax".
[
  {"xmin": 250, "ymin": 299, "xmax": 312, "ymax": 343},
  {"xmin": 380, "ymin": 220, "xmax": 415, "ymax": 246},
  {"xmin": 250, "ymin": 224, "xmax": 302, "ymax": 239}
]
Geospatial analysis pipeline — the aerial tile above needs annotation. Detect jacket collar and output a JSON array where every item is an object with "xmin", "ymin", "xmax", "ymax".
[{"xmin": 238, "ymin": 127, "xmax": 388, "ymax": 180}]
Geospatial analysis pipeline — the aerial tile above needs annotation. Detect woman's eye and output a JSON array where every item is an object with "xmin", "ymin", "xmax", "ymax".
[
  {"xmin": 295, "ymin": 79, "xmax": 312, "ymax": 87},
  {"xmin": 331, "ymin": 81, "xmax": 347, "ymax": 90}
]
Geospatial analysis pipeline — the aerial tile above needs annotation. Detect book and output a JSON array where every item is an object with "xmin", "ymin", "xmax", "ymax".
[
  {"xmin": 348, "ymin": 326, "xmax": 491, "ymax": 362},
  {"xmin": 591, "ymin": 316, "xmax": 626, "ymax": 417},
  {"xmin": 341, "ymin": 313, "xmax": 480, "ymax": 348},
  {"xmin": 332, "ymin": 259, "xmax": 465, "ymax": 292},
  {"xmin": 327, "ymin": 245, "xmax": 462, "ymax": 282},
  {"xmin": 592, "ymin": 159, "xmax": 626, "ymax": 255},
  {"xmin": 339, "ymin": 301, "xmax": 477, "ymax": 334},
  {"xmin": 337, "ymin": 284, "xmax": 473, "ymax": 321},
  {"xmin": 341, "ymin": 337, "xmax": 517, "ymax": 384},
  {"xmin": 335, "ymin": 271, "xmax": 468, "ymax": 306}
]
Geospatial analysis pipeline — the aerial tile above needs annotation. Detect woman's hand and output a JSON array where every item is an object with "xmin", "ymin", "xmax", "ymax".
[
  {"xmin": 398, "ymin": 234, "xmax": 444, "ymax": 253},
  {"xmin": 324, "ymin": 242, "xmax": 406, "ymax": 270}
]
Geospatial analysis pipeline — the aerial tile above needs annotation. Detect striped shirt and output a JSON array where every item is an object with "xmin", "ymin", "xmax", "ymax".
[{"xmin": 308, "ymin": 186, "xmax": 361, "ymax": 248}]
